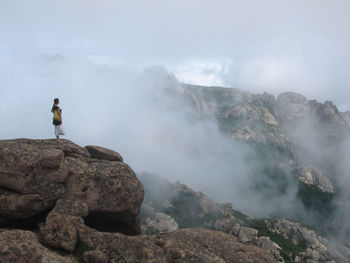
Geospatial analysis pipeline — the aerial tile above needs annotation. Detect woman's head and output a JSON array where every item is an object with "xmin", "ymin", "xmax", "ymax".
[{"xmin": 54, "ymin": 98, "xmax": 59, "ymax": 105}]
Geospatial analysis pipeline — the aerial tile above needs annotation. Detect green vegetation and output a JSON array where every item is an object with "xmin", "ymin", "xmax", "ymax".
[
  {"xmin": 250, "ymin": 142, "xmax": 294, "ymax": 161},
  {"xmin": 249, "ymin": 220, "xmax": 306, "ymax": 263},
  {"xmin": 216, "ymin": 114, "xmax": 242, "ymax": 135},
  {"xmin": 163, "ymin": 192, "xmax": 221, "ymax": 229},
  {"xmin": 253, "ymin": 165, "xmax": 293, "ymax": 197},
  {"xmin": 296, "ymin": 182, "xmax": 337, "ymax": 236},
  {"xmin": 297, "ymin": 182, "xmax": 335, "ymax": 217},
  {"xmin": 73, "ymin": 245, "xmax": 88, "ymax": 263},
  {"xmin": 231, "ymin": 209, "xmax": 252, "ymax": 226},
  {"xmin": 185, "ymin": 84, "xmax": 240, "ymax": 105}
]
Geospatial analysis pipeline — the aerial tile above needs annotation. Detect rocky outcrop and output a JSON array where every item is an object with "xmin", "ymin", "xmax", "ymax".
[
  {"xmin": 139, "ymin": 173, "xmax": 241, "ymax": 234},
  {"xmin": 218, "ymin": 102, "xmax": 291, "ymax": 149},
  {"xmin": 265, "ymin": 219, "xmax": 350, "ymax": 263},
  {"xmin": 256, "ymin": 236, "xmax": 282, "ymax": 262},
  {"xmin": 141, "ymin": 204, "xmax": 179, "ymax": 234},
  {"xmin": 293, "ymin": 165, "xmax": 334, "ymax": 193},
  {"xmin": 85, "ymin": 145, "xmax": 123, "ymax": 162},
  {"xmin": 238, "ymin": 227, "xmax": 258, "ymax": 243},
  {"xmin": 309, "ymin": 100, "xmax": 345, "ymax": 125},
  {"xmin": 0, "ymin": 139, "xmax": 144, "ymax": 253},
  {"xmin": 40, "ymin": 244, "xmax": 78, "ymax": 263},
  {"xmin": 180, "ymin": 85, "xmax": 292, "ymax": 151},
  {"xmin": 275, "ymin": 92, "xmax": 310, "ymax": 122},
  {"xmin": 77, "ymin": 224, "xmax": 278, "ymax": 263},
  {"xmin": 139, "ymin": 173, "xmax": 287, "ymax": 261},
  {"xmin": 0, "ymin": 229, "xmax": 42, "ymax": 263},
  {"xmin": 231, "ymin": 225, "xmax": 283, "ymax": 262}
]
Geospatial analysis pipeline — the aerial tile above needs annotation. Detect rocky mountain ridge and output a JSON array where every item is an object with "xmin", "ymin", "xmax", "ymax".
[{"xmin": 157, "ymin": 76, "xmax": 349, "ymax": 196}]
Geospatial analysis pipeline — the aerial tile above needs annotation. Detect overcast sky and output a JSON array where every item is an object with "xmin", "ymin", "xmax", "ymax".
[{"xmin": 1, "ymin": 0, "xmax": 350, "ymax": 109}]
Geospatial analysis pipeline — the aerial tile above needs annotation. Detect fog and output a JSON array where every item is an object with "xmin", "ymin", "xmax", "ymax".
[
  {"xmin": 1, "ymin": 0, "xmax": 350, "ymax": 241},
  {"xmin": 1, "ymin": 0, "xmax": 350, "ymax": 108},
  {"xmin": 0, "ymin": 53, "xmax": 303, "ymax": 218}
]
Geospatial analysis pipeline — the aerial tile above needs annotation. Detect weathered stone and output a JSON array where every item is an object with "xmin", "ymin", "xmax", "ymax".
[
  {"xmin": 83, "ymin": 250, "xmax": 108, "ymax": 263},
  {"xmin": 232, "ymin": 226, "xmax": 241, "ymax": 236},
  {"xmin": 265, "ymin": 219, "xmax": 333, "ymax": 262},
  {"xmin": 0, "ymin": 190, "xmax": 49, "ymax": 219},
  {"xmin": 38, "ymin": 149, "xmax": 65, "ymax": 169},
  {"xmin": 0, "ymin": 229, "xmax": 42, "ymax": 263},
  {"xmin": 53, "ymin": 199, "xmax": 89, "ymax": 217},
  {"xmin": 39, "ymin": 212, "xmax": 83, "ymax": 252},
  {"xmin": 257, "ymin": 236, "xmax": 283, "ymax": 262},
  {"xmin": 294, "ymin": 165, "xmax": 334, "ymax": 193},
  {"xmin": 0, "ymin": 140, "xmax": 88, "ymax": 219},
  {"xmin": 140, "ymin": 173, "xmax": 241, "ymax": 236},
  {"xmin": 275, "ymin": 92, "xmax": 309, "ymax": 122},
  {"xmin": 142, "ymin": 211, "xmax": 179, "ymax": 234},
  {"xmin": 85, "ymin": 145, "xmax": 123, "ymax": 162},
  {"xmin": 40, "ymin": 244, "xmax": 78, "ymax": 263},
  {"xmin": 238, "ymin": 227, "xmax": 258, "ymax": 243},
  {"xmin": 77, "ymin": 224, "xmax": 278, "ymax": 263},
  {"xmin": 0, "ymin": 139, "xmax": 144, "ymax": 252}
]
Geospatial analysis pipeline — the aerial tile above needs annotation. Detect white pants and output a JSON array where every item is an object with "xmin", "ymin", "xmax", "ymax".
[{"xmin": 55, "ymin": 125, "xmax": 61, "ymax": 136}]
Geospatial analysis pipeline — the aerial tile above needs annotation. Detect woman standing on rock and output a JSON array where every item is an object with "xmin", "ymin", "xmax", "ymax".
[{"xmin": 51, "ymin": 98, "xmax": 64, "ymax": 140}]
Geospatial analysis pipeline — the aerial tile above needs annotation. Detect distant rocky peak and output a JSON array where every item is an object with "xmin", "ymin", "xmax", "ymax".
[
  {"xmin": 277, "ymin": 92, "xmax": 308, "ymax": 104},
  {"xmin": 275, "ymin": 92, "xmax": 310, "ymax": 122}
]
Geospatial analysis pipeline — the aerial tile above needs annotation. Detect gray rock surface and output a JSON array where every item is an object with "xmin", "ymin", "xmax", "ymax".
[
  {"xmin": 40, "ymin": 244, "xmax": 78, "ymax": 263},
  {"xmin": 85, "ymin": 145, "xmax": 123, "ymax": 162},
  {"xmin": 77, "ymin": 224, "xmax": 279, "ymax": 263},
  {"xmin": 238, "ymin": 227, "xmax": 258, "ymax": 243},
  {"xmin": 293, "ymin": 165, "xmax": 334, "ymax": 193},
  {"xmin": 0, "ymin": 139, "xmax": 144, "ymax": 252},
  {"xmin": 265, "ymin": 219, "xmax": 350, "ymax": 263},
  {"xmin": 257, "ymin": 236, "xmax": 283, "ymax": 262},
  {"xmin": 142, "ymin": 207, "xmax": 179, "ymax": 234},
  {"xmin": 0, "ymin": 229, "xmax": 42, "ymax": 263},
  {"xmin": 275, "ymin": 92, "xmax": 310, "ymax": 122},
  {"xmin": 140, "ymin": 173, "xmax": 241, "ymax": 235}
]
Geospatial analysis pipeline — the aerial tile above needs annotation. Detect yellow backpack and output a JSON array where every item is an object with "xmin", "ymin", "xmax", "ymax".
[{"xmin": 53, "ymin": 108, "xmax": 60, "ymax": 121}]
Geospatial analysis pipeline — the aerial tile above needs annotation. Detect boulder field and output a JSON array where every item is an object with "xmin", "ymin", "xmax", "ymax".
[{"xmin": 0, "ymin": 139, "xmax": 277, "ymax": 263}]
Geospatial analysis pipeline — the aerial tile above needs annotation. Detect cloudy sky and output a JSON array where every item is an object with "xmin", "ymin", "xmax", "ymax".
[{"xmin": 1, "ymin": 0, "xmax": 350, "ymax": 108}]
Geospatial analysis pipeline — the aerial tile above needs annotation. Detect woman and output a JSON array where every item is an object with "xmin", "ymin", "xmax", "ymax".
[{"xmin": 51, "ymin": 98, "xmax": 64, "ymax": 140}]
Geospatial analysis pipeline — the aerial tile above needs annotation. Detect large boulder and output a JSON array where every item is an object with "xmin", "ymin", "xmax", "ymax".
[
  {"xmin": 0, "ymin": 139, "xmax": 144, "ymax": 252},
  {"xmin": 256, "ymin": 236, "xmax": 283, "ymax": 262},
  {"xmin": 238, "ymin": 227, "xmax": 258, "ymax": 243},
  {"xmin": 77, "ymin": 224, "xmax": 278, "ymax": 263},
  {"xmin": 0, "ymin": 229, "xmax": 42, "ymax": 263},
  {"xmin": 0, "ymin": 139, "xmax": 79, "ymax": 219}
]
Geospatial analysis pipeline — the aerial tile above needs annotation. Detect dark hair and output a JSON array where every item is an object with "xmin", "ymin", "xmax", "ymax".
[{"xmin": 54, "ymin": 98, "xmax": 59, "ymax": 104}]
